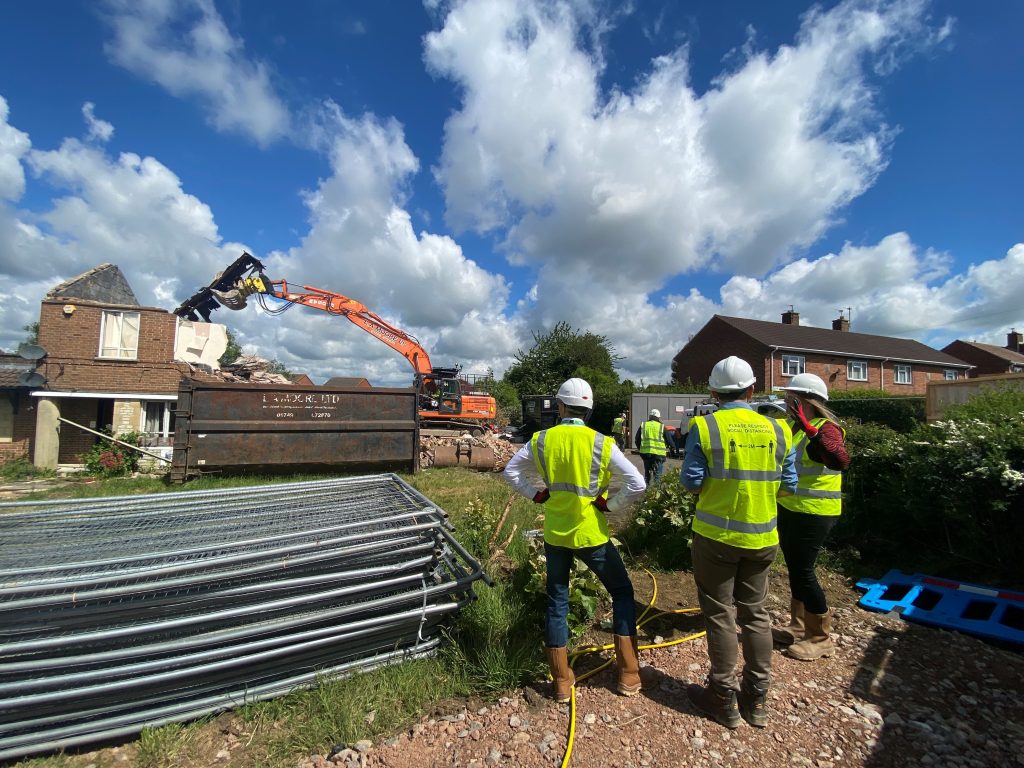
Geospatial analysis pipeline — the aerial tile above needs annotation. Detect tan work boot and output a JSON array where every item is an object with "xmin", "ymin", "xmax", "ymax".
[
  {"xmin": 544, "ymin": 646, "xmax": 575, "ymax": 702},
  {"xmin": 772, "ymin": 599, "xmax": 805, "ymax": 645},
  {"xmin": 614, "ymin": 635, "xmax": 642, "ymax": 696},
  {"xmin": 786, "ymin": 609, "xmax": 835, "ymax": 661}
]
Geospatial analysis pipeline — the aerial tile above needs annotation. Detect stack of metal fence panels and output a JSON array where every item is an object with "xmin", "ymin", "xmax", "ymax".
[{"xmin": 0, "ymin": 474, "xmax": 488, "ymax": 761}]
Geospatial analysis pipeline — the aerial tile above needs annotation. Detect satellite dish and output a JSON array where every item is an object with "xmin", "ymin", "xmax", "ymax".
[
  {"xmin": 18, "ymin": 345, "xmax": 47, "ymax": 362},
  {"xmin": 17, "ymin": 372, "xmax": 46, "ymax": 388}
]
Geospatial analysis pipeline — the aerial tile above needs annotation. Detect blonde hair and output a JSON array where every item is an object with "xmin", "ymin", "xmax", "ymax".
[{"xmin": 800, "ymin": 395, "xmax": 841, "ymax": 426}]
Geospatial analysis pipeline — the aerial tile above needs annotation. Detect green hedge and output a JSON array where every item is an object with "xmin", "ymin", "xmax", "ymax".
[
  {"xmin": 828, "ymin": 389, "xmax": 924, "ymax": 433},
  {"xmin": 836, "ymin": 395, "xmax": 1024, "ymax": 586}
]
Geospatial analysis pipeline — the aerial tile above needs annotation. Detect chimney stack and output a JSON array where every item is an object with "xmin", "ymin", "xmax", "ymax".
[
  {"xmin": 832, "ymin": 314, "xmax": 850, "ymax": 332},
  {"xmin": 781, "ymin": 307, "xmax": 800, "ymax": 326},
  {"xmin": 1008, "ymin": 329, "xmax": 1024, "ymax": 353}
]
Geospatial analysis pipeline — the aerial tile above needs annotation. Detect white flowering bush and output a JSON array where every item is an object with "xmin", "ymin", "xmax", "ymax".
[{"xmin": 839, "ymin": 389, "xmax": 1024, "ymax": 582}]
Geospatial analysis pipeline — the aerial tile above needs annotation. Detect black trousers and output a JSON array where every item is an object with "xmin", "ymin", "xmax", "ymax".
[{"xmin": 776, "ymin": 505, "xmax": 837, "ymax": 615}]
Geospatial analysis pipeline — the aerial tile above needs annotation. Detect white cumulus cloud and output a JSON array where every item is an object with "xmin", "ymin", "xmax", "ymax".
[{"xmin": 101, "ymin": 0, "xmax": 291, "ymax": 146}]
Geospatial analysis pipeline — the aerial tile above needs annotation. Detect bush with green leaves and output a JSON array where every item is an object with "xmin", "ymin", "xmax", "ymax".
[
  {"xmin": 620, "ymin": 476, "xmax": 696, "ymax": 570},
  {"xmin": 837, "ymin": 393, "xmax": 1024, "ymax": 584},
  {"xmin": 521, "ymin": 535, "xmax": 605, "ymax": 641},
  {"xmin": 82, "ymin": 430, "xmax": 142, "ymax": 478},
  {"xmin": 828, "ymin": 389, "xmax": 925, "ymax": 433}
]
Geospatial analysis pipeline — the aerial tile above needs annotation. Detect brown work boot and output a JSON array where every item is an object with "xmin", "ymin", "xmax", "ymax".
[
  {"xmin": 687, "ymin": 681, "xmax": 742, "ymax": 729},
  {"xmin": 786, "ymin": 609, "xmax": 835, "ymax": 661},
  {"xmin": 544, "ymin": 646, "xmax": 574, "ymax": 702},
  {"xmin": 614, "ymin": 635, "xmax": 642, "ymax": 696},
  {"xmin": 772, "ymin": 599, "xmax": 805, "ymax": 645},
  {"xmin": 738, "ymin": 680, "xmax": 768, "ymax": 728}
]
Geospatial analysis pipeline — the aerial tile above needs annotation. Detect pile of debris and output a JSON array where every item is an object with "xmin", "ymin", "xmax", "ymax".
[
  {"xmin": 217, "ymin": 354, "xmax": 292, "ymax": 384},
  {"xmin": 420, "ymin": 432, "xmax": 519, "ymax": 472}
]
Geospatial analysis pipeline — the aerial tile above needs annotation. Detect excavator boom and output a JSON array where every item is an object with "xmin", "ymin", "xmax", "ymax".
[{"xmin": 174, "ymin": 252, "xmax": 497, "ymax": 430}]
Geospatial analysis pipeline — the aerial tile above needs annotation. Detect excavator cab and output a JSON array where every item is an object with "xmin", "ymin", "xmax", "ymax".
[{"xmin": 434, "ymin": 377, "xmax": 462, "ymax": 414}]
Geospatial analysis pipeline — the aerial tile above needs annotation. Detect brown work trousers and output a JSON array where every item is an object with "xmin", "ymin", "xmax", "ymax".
[{"xmin": 692, "ymin": 532, "xmax": 778, "ymax": 692}]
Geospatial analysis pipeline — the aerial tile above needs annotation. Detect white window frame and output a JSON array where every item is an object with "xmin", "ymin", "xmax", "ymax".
[
  {"xmin": 893, "ymin": 364, "xmax": 912, "ymax": 385},
  {"xmin": 943, "ymin": 369, "xmax": 958, "ymax": 381},
  {"xmin": 781, "ymin": 355, "xmax": 805, "ymax": 377},
  {"xmin": 98, "ymin": 311, "xmax": 140, "ymax": 360},
  {"xmin": 847, "ymin": 360, "xmax": 868, "ymax": 381},
  {"xmin": 139, "ymin": 400, "xmax": 176, "ymax": 446}
]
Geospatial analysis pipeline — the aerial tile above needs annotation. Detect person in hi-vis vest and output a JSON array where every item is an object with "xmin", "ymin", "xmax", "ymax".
[
  {"xmin": 680, "ymin": 357, "xmax": 797, "ymax": 729},
  {"xmin": 503, "ymin": 378, "xmax": 647, "ymax": 702},
  {"xmin": 772, "ymin": 373, "xmax": 850, "ymax": 662}
]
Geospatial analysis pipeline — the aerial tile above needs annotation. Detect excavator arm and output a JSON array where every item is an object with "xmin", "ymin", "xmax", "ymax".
[{"xmin": 174, "ymin": 252, "xmax": 434, "ymax": 376}]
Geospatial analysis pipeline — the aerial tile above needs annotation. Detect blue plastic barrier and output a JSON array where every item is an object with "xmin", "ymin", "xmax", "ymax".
[{"xmin": 855, "ymin": 569, "xmax": 1024, "ymax": 647}]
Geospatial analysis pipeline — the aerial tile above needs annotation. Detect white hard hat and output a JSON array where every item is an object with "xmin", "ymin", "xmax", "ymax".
[
  {"xmin": 649, "ymin": 408, "xmax": 661, "ymax": 418},
  {"xmin": 784, "ymin": 373, "xmax": 829, "ymax": 401},
  {"xmin": 709, "ymin": 356, "xmax": 756, "ymax": 392},
  {"xmin": 556, "ymin": 377, "xmax": 594, "ymax": 408}
]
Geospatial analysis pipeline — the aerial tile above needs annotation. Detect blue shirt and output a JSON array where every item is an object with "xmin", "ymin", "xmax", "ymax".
[{"xmin": 680, "ymin": 401, "xmax": 798, "ymax": 493}]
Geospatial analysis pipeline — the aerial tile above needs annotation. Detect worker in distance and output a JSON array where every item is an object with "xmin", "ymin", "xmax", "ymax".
[{"xmin": 503, "ymin": 378, "xmax": 647, "ymax": 702}]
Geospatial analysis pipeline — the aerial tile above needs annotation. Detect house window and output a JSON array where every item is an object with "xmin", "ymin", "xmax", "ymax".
[
  {"xmin": 781, "ymin": 355, "xmax": 805, "ymax": 376},
  {"xmin": 894, "ymin": 364, "xmax": 912, "ymax": 385},
  {"xmin": 141, "ymin": 401, "xmax": 176, "ymax": 445},
  {"xmin": 847, "ymin": 360, "xmax": 868, "ymax": 381},
  {"xmin": 943, "ymin": 369, "xmax": 958, "ymax": 381},
  {"xmin": 99, "ymin": 311, "xmax": 140, "ymax": 359}
]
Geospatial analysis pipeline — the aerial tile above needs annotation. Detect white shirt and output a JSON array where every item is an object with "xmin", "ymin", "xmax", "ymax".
[{"xmin": 503, "ymin": 419, "xmax": 647, "ymax": 513}]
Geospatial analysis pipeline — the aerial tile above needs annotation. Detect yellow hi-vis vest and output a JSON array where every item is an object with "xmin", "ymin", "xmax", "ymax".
[
  {"xmin": 612, "ymin": 416, "xmax": 625, "ymax": 434},
  {"xmin": 692, "ymin": 408, "xmax": 793, "ymax": 549},
  {"xmin": 531, "ymin": 424, "xmax": 614, "ymax": 548},
  {"xmin": 778, "ymin": 418, "xmax": 844, "ymax": 517},
  {"xmin": 640, "ymin": 421, "xmax": 667, "ymax": 456}
]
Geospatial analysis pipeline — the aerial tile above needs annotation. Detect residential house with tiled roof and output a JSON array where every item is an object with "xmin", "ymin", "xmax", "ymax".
[
  {"xmin": 25, "ymin": 264, "xmax": 226, "ymax": 468},
  {"xmin": 323, "ymin": 376, "xmax": 372, "ymax": 388},
  {"xmin": 0, "ymin": 352, "xmax": 39, "ymax": 462},
  {"xmin": 941, "ymin": 332, "xmax": 1024, "ymax": 377},
  {"xmin": 672, "ymin": 311, "xmax": 972, "ymax": 395}
]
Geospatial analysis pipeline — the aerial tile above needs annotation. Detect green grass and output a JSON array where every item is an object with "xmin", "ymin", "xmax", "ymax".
[{"xmin": 0, "ymin": 457, "xmax": 55, "ymax": 482}]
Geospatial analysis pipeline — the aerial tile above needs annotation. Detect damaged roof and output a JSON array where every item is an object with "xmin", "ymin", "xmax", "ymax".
[{"xmin": 46, "ymin": 264, "xmax": 140, "ymax": 306}]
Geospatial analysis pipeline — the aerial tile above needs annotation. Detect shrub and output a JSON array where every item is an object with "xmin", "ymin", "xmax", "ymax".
[
  {"xmin": 620, "ymin": 475, "xmax": 696, "ymax": 570},
  {"xmin": 521, "ymin": 535, "xmax": 605, "ymax": 641},
  {"xmin": 828, "ymin": 389, "xmax": 925, "ymax": 433},
  {"xmin": 82, "ymin": 431, "xmax": 142, "ymax": 478},
  {"xmin": 837, "ymin": 393, "xmax": 1024, "ymax": 584}
]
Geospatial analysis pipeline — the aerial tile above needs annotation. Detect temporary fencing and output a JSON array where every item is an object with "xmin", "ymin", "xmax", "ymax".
[{"xmin": 0, "ymin": 474, "xmax": 490, "ymax": 760}]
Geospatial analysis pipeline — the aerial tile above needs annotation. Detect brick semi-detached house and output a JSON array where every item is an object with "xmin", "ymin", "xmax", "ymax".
[
  {"xmin": 672, "ymin": 311, "xmax": 972, "ymax": 396},
  {"xmin": 24, "ymin": 264, "xmax": 225, "ymax": 468},
  {"xmin": 941, "ymin": 331, "xmax": 1024, "ymax": 377}
]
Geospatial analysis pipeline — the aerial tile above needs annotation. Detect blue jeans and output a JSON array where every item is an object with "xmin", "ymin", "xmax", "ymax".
[{"xmin": 544, "ymin": 540, "xmax": 636, "ymax": 647}]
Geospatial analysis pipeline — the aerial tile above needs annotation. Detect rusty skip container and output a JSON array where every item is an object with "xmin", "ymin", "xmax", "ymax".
[{"xmin": 170, "ymin": 380, "xmax": 419, "ymax": 482}]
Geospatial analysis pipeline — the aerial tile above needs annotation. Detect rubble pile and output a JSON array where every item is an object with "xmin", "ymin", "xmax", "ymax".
[
  {"xmin": 217, "ymin": 354, "xmax": 292, "ymax": 384},
  {"xmin": 420, "ymin": 432, "xmax": 519, "ymax": 472}
]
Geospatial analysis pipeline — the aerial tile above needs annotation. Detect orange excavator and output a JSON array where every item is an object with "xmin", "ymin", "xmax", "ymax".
[{"xmin": 174, "ymin": 252, "xmax": 497, "ymax": 434}]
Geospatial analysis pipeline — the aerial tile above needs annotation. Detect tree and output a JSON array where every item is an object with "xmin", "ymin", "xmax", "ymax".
[
  {"xmin": 219, "ymin": 328, "xmax": 243, "ymax": 367},
  {"xmin": 503, "ymin": 322, "xmax": 630, "ymax": 432},
  {"xmin": 475, "ymin": 369, "xmax": 522, "ymax": 425},
  {"xmin": 15, "ymin": 322, "xmax": 39, "ymax": 354}
]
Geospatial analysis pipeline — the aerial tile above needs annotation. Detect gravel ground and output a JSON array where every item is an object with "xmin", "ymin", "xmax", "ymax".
[{"xmin": 301, "ymin": 584, "xmax": 1024, "ymax": 768}]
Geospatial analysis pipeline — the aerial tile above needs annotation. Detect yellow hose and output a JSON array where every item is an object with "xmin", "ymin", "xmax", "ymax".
[{"xmin": 558, "ymin": 570, "xmax": 705, "ymax": 768}]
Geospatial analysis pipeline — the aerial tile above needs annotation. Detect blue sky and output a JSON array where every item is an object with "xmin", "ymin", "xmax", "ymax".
[{"xmin": 0, "ymin": 0, "xmax": 1020, "ymax": 385}]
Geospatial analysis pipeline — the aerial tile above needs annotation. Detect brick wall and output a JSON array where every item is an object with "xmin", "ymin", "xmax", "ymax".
[
  {"xmin": 37, "ymin": 300, "xmax": 187, "ymax": 394},
  {"xmin": 673, "ymin": 317, "xmax": 958, "ymax": 396},
  {"xmin": 772, "ymin": 353, "xmax": 952, "ymax": 396},
  {"xmin": 57, "ymin": 398, "xmax": 101, "ymax": 464},
  {"xmin": 0, "ymin": 393, "xmax": 38, "ymax": 462}
]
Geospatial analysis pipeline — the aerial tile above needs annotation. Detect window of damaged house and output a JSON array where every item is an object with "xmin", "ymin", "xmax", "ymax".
[
  {"xmin": 98, "ymin": 311, "xmax": 141, "ymax": 359},
  {"xmin": 847, "ymin": 360, "xmax": 868, "ymax": 381},
  {"xmin": 943, "ymin": 369, "xmax": 958, "ymax": 381},
  {"xmin": 781, "ymin": 355, "xmax": 805, "ymax": 376},
  {"xmin": 141, "ymin": 401, "xmax": 176, "ymax": 446},
  {"xmin": 894, "ymin": 364, "xmax": 912, "ymax": 385}
]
